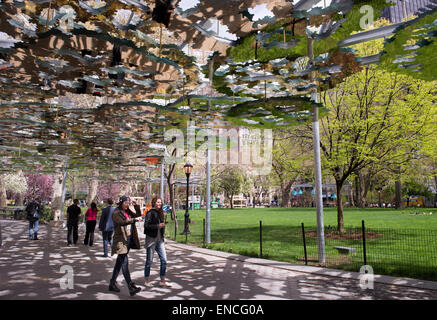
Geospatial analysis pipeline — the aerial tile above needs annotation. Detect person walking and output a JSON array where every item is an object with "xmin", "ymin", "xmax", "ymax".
[
  {"xmin": 84, "ymin": 202, "xmax": 98, "ymax": 246},
  {"xmin": 144, "ymin": 197, "xmax": 170, "ymax": 288},
  {"xmin": 109, "ymin": 196, "xmax": 142, "ymax": 296},
  {"xmin": 25, "ymin": 199, "xmax": 41, "ymax": 240},
  {"xmin": 67, "ymin": 199, "xmax": 81, "ymax": 246},
  {"xmin": 99, "ymin": 198, "xmax": 115, "ymax": 257}
]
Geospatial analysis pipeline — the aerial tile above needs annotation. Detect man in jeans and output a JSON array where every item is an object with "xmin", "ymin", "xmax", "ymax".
[
  {"xmin": 26, "ymin": 199, "xmax": 41, "ymax": 240},
  {"xmin": 66, "ymin": 199, "xmax": 81, "ymax": 246},
  {"xmin": 99, "ymin": 198, "xmax": 115, "ymax": 257}
]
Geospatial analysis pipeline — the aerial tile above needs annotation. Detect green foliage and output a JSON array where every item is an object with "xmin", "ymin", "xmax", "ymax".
[
  {"xmin": 271, "ymin": 127, "xmax": 313, "ymax": 191},
  {"xmin": 39, "ymin": 205, "xmax": 54, "ymax": 222},
  {"xmin": 403, "ymin": 178, "xmax": 433, "ymax": 197},
  {"xmin": 380, "ymin": 10, "xmax": 437, "ymax": 81},
  {"xmin": 214, "ymin": 166, "xmax": 248, "ymax": 207},
  {"xmin": 228, "ymin": 0, "xmax": 391, "ymax": 63},
  {"xmin": 320, "ymin": 68, "xmax": 436, "ymax": 179}
]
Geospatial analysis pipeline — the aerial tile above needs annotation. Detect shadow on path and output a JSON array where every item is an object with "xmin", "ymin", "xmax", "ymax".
[{"xmin": 0, "ymin": 220, "xmax": 436, "ymax": 300}]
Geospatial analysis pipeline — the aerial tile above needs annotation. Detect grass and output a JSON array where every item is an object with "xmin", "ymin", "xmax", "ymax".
[{"xmin": 165, "ymin": 207, "xmax": 437, "ymax": 281}]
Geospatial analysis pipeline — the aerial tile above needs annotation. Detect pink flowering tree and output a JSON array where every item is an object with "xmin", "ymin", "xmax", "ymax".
[
  {"xmin": 24, "ymin": 174, "xmax": 53, "ymax": 204},
  {"xmin": 96, "ymin": 183, "xmax": 121, "ymax": 203}
]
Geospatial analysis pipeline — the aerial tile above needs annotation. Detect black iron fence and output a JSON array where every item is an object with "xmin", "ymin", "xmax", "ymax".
[{"xmin": 167, "ymin": 219, "xmax": 437, "ymax": 281}]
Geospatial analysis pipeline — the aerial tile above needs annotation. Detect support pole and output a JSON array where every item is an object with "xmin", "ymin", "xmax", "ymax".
[
  {"xmin": 206, "ymin": 147, "xmax": 211, "ymax": 243},
  {"xmin": 205, "ymin": 53, "xmax": 214, "ymax": 244},
  {"xmin": 362, "ymin": 220, "xmax": 367, "ymax": 265},
  {"xmin": 60, "ymin": 160, "xmax": 68, "ymax": 221},
  {"xmin": 203, "ymin": 218, "xmax": 206, "ymax": 247},
  {"xmin": 192, "ymin": 183, "xmax": 195, "ymax": 209},
  {"xmin": 160, "ymin": 162, "xmax": 165, "ymax": 201},
  {"xmin": 259, "ymin": 220, "xmax": 263, "ymax": 258},
  {"xmin": 307, "ymin": 36, "xmax": 326, "ymax": 263},
  {"xmin": 301, "ymin": 222, "xmax": 308, "ymax": 266}
]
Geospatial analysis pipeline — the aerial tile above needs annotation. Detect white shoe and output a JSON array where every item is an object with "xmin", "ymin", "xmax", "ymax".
[
  {"xmin": 144, "ymin": 280, "xmax": 153, "ymax": 287},
  {"xmin": 159, "ymin": 280, "xmax": 171, "ymax": 287}
]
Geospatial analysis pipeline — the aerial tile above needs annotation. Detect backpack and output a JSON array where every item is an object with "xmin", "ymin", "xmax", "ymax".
[{"xmin": 26, "ymin": 202, "xmax": 38, "ymax": 220}]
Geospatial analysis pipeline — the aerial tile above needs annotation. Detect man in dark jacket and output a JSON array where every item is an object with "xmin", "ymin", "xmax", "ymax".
[
  {"xmin": 99, "ymin": 198, "xmax": 115, "ymax": 257},
  {"xmin": 26, "ymin": 199, "xmax": 41, "ymax": 240},
  {"xmin": 66, "ymin": 199, "xmax": 81, "ymax": 246}
]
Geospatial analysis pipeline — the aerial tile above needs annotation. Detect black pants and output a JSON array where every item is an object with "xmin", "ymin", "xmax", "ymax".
[
  {"xmin": 111, "ymin": 237, "xmax": 132, "ymax": 285},
  {"xmin": 84, "ymin": 220, "xmax": 96, "ymax": 246},
  {"xmin": 67, "ymin": 223, "xmax": 78, "ymax": 245}
]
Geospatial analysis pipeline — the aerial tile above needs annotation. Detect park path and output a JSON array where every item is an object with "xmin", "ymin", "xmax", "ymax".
[{"xmin": 0, "ymin": 219, "xmax": 436, "ymax": 300}]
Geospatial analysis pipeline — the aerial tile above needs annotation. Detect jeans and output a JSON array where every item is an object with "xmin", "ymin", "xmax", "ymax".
[
  {"xmin": 29, "ymin": 220, "xmax": 39, "ymax": 240},
  {"xmin": 144, "ymin": 241, "xmax": 167, "ymax": 279},
  {"xmin": 102, "ymin": 231, "xmax": 113, "ymax": 256},
  {"xmin": 67, "ymin": 223, "xmax": 78, "ymax": 245},
  {"xmin": 84, "ymin": 220, "xmax": 96, "ymax": 246},
  {"xmin": 111, "ymin": 237, "xmax": 132, "ymax": 285}
]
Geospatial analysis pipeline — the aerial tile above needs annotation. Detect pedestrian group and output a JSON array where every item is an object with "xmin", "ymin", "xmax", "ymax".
[{"xmin": 62, "ymin": 195, "xmax": 169, "ymax": 296}]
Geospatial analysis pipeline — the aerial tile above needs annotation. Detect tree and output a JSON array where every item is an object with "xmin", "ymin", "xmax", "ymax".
[
  {"xmin": 97, "ymin": 182, "xmax": 122, "ymax": 202},
  {"xmin": 216, "ymin": 166, "xmax": 246, "ymax": 209},
  {"xmin": 86, "ymin": 167, "xmax": 99, "ymax": 205},
  {"xmin": 25, "ymin": 173, "xmax": 53, "ymax": 203},
  {"xmin": 251, "ymin": 173, "xmax": 272, "ymax": 207},
  {"xmin": 271, "ymin": 128, "xmax": 312, "ymax": 207},
  {"xmin": 2, "ymin": 171, "xmax": 28, "ymax": 206},
  {"xmin": 313, "ymin": 67, "xmax": 436, "ymax": 232},
  {"xmin": 0, "ymin": 175, "xmax": 7, "ymax": 207}
]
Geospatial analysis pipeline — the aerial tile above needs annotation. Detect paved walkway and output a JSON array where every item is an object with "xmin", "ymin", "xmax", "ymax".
[{"xmin": 1, "ymin": 220, "xmax": 436, "ymax": 300}]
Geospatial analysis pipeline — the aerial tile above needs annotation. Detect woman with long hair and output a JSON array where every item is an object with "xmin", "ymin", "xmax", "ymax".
[
  {"xmin": 144, "ymin": 197, "xmax": 170, "ymax": 287},
  {"xmin": 84, "ymin": 202, "xmax": 98, "ymax": 246},
  {"xmin": 109, "ymin": 196, "xmax": 142, "ymax": 296}
]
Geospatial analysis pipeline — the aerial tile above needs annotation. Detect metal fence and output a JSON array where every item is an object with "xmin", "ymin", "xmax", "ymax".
[{"xmin": 167, "ymin": 219, "xmax": 437, "ymax": 281}]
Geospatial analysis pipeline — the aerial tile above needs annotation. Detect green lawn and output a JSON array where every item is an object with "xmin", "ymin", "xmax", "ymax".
[{"xmin": 166, "ymin": 207, "xmax": 437, "ymax": 281}]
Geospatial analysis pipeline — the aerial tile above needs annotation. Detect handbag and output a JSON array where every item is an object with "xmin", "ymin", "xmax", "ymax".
[{"xmin": 130, "ymin": 223, "xmax": 141, "ymax": 250}]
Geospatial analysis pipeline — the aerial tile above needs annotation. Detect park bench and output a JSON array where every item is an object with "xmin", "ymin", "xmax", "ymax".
[
  {"xmin": 334, "ymin": 246, "xmax": 357, "ymax": 254},
  {"xmin": 0, "ymin": 207, "xmax": 25, "ymax": 220}
]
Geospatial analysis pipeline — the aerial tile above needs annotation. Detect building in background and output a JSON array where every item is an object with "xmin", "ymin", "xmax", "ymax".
[{"xmin": 381, "ymin": 0, "xmax": 437, "ymax": 23}]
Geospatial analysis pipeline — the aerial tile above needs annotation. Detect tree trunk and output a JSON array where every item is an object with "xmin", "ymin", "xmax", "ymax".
[
  {"xmin": 87, "ymin": 168, "xmax": 99, "ymax": 205},
  {"xmin": 72, "ymin": 177, "xmax": 76, "ymax": 200},
  {"xmin": 51, "ymin": 172, "xmax": 64, "ymax": 221},
  {"xmin": 0, "ymin": 175, "xmax": 7, "ymax": 207},
  {"xmin": 281, "ymin": 181, "xmax": 292, "ymax": 207},
  {"xmin": 16, "ymin": 193, "xmax": 24, "ymax": 206},
  {"xmin": 361, "ymin": 173, "xmax": 371, "ymax": 208},
  {"xmin": 354, "ymin": 175, "xmax": 360, "ymax": 208},
  {"xmin": 281, "ymin": 191, "xmax": 290, "ymax": 208},
  {"xmin": 395, "ymin": 180, "xmax": 403, "ymax": 209},
  {"xmin": 336, "ymin": 180, "xmax": 345, "ymax": 233},
  {"xmin": 356, "ymin": 174, "xmax": 366, "ymax": 208},
  {"xmin": 348, "ymin": 184, "xmax": 355, "ymax": 207},
  {"xmin": 230, "ymin": 194, "xmax": 234, "ymax": 209}
]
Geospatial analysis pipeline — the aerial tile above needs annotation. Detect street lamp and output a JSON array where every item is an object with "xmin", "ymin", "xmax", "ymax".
[{"xmin": 182, "ymin": 163, "xmax": 193, "ymax": 235}]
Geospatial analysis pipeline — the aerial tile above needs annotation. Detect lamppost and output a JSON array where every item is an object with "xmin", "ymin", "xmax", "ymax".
[{"xmin": 182, "ymin": 163, "xmax": 193, "ymax": 235}]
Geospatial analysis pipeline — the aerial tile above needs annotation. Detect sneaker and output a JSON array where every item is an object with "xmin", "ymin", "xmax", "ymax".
[
  {"xmin": 159, "ymin": 280, "xmax": 171, "ymax": 288},
  {"xmin": 144, "ymin": 280, "xmax": 153, "ymax": 288},
  {"xmin": 67, "ymin": 244, "xmax": 72, "ymax": 247}
]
